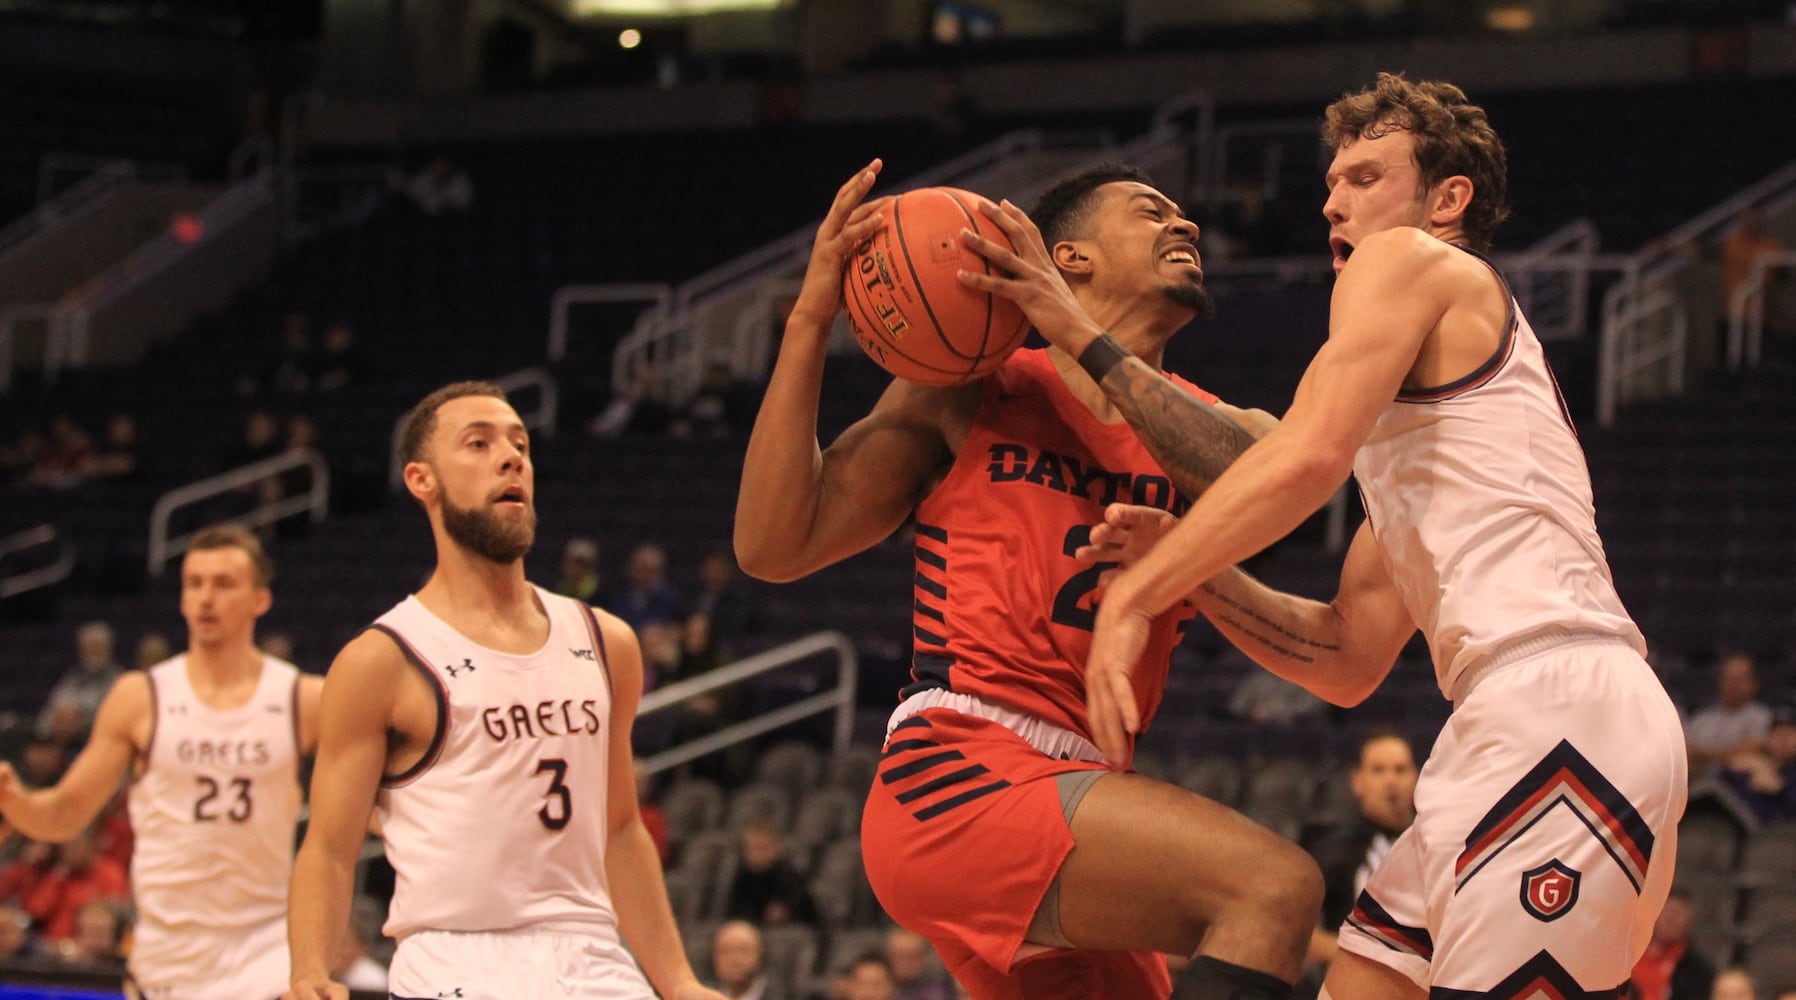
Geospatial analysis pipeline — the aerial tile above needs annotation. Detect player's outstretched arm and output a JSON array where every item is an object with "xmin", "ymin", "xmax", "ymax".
[
  {"xmin": 0, "ymin": 673, "xmax": 146, "ymax": 843},
  {"xmin": 736, "ymin": 161, "xmax": 970, "ymax": 583},
  {"xmin": 594, "ymin": 612, "xmax": 728, "ymax": 1000},
  {"xmin": 286, "ymin": 632, "xmax": 396, "ymax": 1000}
]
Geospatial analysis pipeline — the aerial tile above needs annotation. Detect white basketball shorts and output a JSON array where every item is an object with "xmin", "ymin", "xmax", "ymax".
[{"xmin": 388, "ymin": 926, "xmax": 657, "ymax": 1000}]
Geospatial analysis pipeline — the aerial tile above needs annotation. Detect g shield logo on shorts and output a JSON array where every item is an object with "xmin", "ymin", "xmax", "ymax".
[{"xmin": 1519, "ymin": 859, "xmax": 1581, "ymax": 921}]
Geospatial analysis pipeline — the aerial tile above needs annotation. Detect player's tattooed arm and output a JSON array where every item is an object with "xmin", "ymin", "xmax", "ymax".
[
  {"xmin": 1102, "ymin": 357, "xmax": 1262, "ymax": 498},
  {"xmin": 1195, "ymin": 570, "xmax": 1343, "ymax": 666}
]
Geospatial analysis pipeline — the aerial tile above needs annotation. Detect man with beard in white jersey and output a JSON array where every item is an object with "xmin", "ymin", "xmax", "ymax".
[
  {"xmin": 0, "ymin": 523, "xmax": 321, "ymax": 1000},
  {"xmin": 1071, "ymin": 74, "xmax": 1686, "ymax": 999},
  {"xmin": 286, "ymin": 381, "xmax": 725, "ymax": 1000}
]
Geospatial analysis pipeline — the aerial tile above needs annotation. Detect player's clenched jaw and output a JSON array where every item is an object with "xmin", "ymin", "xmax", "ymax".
[{"xmin": 1083, "ymin": 182, "xmax": 1213, "ymax": 321}]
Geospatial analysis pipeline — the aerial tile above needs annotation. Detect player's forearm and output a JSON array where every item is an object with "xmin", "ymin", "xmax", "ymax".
[
  {"xmin": 1100, "ymin": 357, "xmax": 1259, "ymax": 499},
  {"xmin": 1194, "ymin": 568, "xmax": 1376, "ymax": 706},
  {"xmin": 606, "ymin": 819, "xmax": 701, "ymax": 997},
  {"xmin": 0, "ymin": 789, "xmax": 92, "ymax": 844},
  {"xmin": 286, "ymin": 839, "xmax": 357, "ymax": 982},
  {"xmin": 735, "ymin": 320, "xmax": 831, "ymax": 580}
]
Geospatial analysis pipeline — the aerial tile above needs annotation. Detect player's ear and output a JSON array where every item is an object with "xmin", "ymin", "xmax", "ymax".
[
  {"xmin": 403, "ymin": 461, "xmax": 436, "ymax": 504},
  {"xmin": 252, "ymin": 586, "xmax": 273, "ymax": 617},
  {"xmin": 1430, "ymin": 175, "xmax": 1474, "ymax": 228},
  {"xmin": 1052, "ymin": 240, "xmax": 1093, "ymax": 276}
]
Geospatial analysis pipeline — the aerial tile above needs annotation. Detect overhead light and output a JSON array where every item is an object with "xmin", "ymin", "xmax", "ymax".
[
  {"xmin": 1486, "ymin": 4, "xmax": 1533, "ymax": 32},
  {"xmin": 619, "ymin": 28, "xmax": 642, "ymax": 48}
]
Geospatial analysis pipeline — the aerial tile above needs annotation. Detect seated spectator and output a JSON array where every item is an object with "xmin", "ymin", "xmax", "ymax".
[
  {"xmin": 1688, "ymin": 651, "xmax": 1773, "ymax": 778},
  {"xmin": 15, "ymin": 735, "xmax": 68, "ymax": 789},
  {"xmin": 261, "ymin": 631, "xmax": 297, "ymax": 664},
  {"xmin": 1698, "ymin": 703, "xmax": 1796, "ymax": 832},
  {"xmin": 315, "ymin": 321, "xmax": 363, "ymax": 392},
  {"xmin": 843, "ymin": 953, "xmax": 898, "ymax": 1000},
  {"xmin": 48, "ymin": 898, "xmax": 125, "ymax": 974},
  {"xmin": 37, "ymin": 621, "xmax": 122, "ymax": 736},
  {"xmin": 555, "ymin": 537, "xmax": 604, "ymax": 603},
  {"xmin": 25, "ymin": 415, "xmax": 93, "ymax": 491},
  {"xmin": 709, "ymin": 919, "xmax": 768, "ymax": 1000},
  {"xmin": 589, "ymin": 365, "xmax": 673, "ymax": 438},
  {"xmin": 616, "ymin": 542, "xmax": 685, "ymax": 632},
  {"xmin": 0, "ymin": 425, "xmax": 45, "ymax": 484},
  {"xmin": 1713, "ymin": 969, "xmax": 1760, "ymax": 1000},
  {"xmin": 1631, "ymin": 889, "xmax": 1715, "ymax": 1000},
  {"xmin": 83, "ymin": 414, "xmax": 140, "ymax": 481},
  {"xmin": 392, "ymin": 157, "xmax": 474, "ymax": 215},
  {"xmin": 133, "ymin": 632, "xmax": 172, "ymax": 672},
  {"xmin": 1301, "ymin": 731, "xmax": 1417, "ymax": 981},
  {"xmin": 725, "ymin": 823, "xmax": 816, "ymax": 927},
  {"xmin": 692, "ymin": 550, "xmax": 764, "ymax": 656},
  {"xmin": 0, "ymin": 903, "xmax": 39, "ymax": 964},
  {"xmin": 19, "ymin": 829, "xmax": 129, "ymax": 943},
  {"xmin": 672, "ymin": 362, "xmax": 757, "ymax": 440},
  {"xmin": 886, "ymin": 928, "xmax": 952, "ymax": 1000},
  {"xmin": 0, "ymin": 840, "xmax": 57, "ymax": 910},
  {"xmin": 225, "ymin": 410, "xmax": 284, "ymax": 474}
]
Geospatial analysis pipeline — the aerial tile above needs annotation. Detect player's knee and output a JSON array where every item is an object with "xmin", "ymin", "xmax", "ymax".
[{"xmin": 1255, "ymin": 842, "xmax": 1325, "ymax": 931}]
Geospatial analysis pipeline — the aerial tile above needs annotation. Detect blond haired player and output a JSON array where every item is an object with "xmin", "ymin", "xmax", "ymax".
[
  {"xmin": 0, "ymin": 523, "xmax": 321, "ymax": 1000},
  {"xmin": 286, "ymin": 381, "xmax": 723, "ymax": 1000},
  {"xmin": 1078, "ymin": 73, "xmax": 1686, "ymax": 998}
]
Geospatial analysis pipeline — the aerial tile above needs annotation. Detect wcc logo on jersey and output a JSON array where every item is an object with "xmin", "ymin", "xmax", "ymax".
[{"xmin": 1519, "ymin": 859, "xmax": 1580, "ymax": 921}]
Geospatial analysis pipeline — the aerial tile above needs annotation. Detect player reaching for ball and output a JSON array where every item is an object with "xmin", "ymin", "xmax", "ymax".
[{"xmin": 735, "ymin": 158, "xmax": 1322, "ymax": 1000}]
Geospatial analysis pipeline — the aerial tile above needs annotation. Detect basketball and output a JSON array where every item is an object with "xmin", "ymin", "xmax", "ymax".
[{"xmin": 842, "ymin": 186, "xmax": 1032, "ymax": 385}]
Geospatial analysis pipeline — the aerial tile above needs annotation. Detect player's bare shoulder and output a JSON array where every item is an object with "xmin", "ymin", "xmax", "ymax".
[{"xmin": 321, "ymin": 629, "xmax": 434, "ymax": 739}]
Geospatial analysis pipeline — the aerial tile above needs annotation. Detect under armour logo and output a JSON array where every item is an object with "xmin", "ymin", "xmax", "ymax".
[
  {"xmin": 444, "ymin": 659, "xmax": 477, "ymax": 677},
  {"xmin": 571, "ymin": 648, "xmax": 595, "ymax": 660},
  {"xmin": 436, "ymin": 991, "xmax": 465, "ymax": 999},
  {"xmin": 265, "ymin": 705, "xmax": 283, "ymax": 714},
  {"xmin": 168, "ymin": 705, "xmax": 187, "ymax": 716}
]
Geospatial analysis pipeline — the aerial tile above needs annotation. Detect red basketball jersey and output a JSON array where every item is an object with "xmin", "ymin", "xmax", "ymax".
[{"xmin": 907, "ymin": 348, "xmax": 1212, "ymax": 754}]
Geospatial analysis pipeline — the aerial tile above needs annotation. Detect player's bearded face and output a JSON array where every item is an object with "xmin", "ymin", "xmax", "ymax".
[{"xmin": 440, "ymin": 486, "xmax": 535, "ymax": 564}]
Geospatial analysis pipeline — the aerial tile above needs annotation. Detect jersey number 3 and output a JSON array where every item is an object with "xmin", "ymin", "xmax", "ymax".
[
  {"xmin": 536, "ymin": 758, "xmax": 572, "ymax": 831},
  {"xmin": 193, "ymin": 776, "xmax": 253, "ymax": 822}
]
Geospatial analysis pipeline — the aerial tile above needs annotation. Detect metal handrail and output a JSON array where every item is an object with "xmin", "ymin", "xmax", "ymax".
[
  {"xmin": 0, "ymin": 525, "xmax": 76, "ymax": 600},
  {"xmin": 387, "ymin": 367, "xmax": 559, "ymax": 489},
  {"xmin": 1727, "ymin": 250, "xmax": 1796, "ymax": 371},
  {"xmin": 147, "ymin": 448, "xmax": 330, "ymax": 576},
  {"xmin": 635, "ymin": 631, "xmax": 859, "ymax": 778},
  {"xmin": 0, "ymin": 160, "xmax": 136, "ymax": 261},
  {"xmin": 547, "ymin": 283, "xmax": 672, "ymax": 364}
]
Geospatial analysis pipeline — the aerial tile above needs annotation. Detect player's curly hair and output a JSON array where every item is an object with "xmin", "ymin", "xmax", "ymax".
[
  {"xmin": 1323, "ymin": 72, "xmax": 1510, "ymax": 252},
  {"xmin": 1031, "ymin": 162, "xmax": 1155, "ymax": 247}
]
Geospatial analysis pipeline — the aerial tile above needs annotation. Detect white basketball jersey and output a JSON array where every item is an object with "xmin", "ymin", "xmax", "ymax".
[
  {"xmin": 1351, "ymin": 246, "xmax": 1644, "ymax": 700},
  {"xmin": 370, "ymin": 587, "xmax": 621, "ymax": 941},
  {"xmin": 129, "ymin": 655, "xmax": 302, "ymax": 969}
]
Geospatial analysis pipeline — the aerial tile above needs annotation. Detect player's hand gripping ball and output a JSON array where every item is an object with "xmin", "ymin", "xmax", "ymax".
[{"xmin": 843, "ymin": 186, "xmax": 1031, "ymax": 385}]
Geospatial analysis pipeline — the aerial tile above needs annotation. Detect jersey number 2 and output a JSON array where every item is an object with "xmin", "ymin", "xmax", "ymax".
[
  {"xmin": 536, "ymin": 758, "xmax": 571, "ymax": 831},
  {"xmin": 194, "ymin": 777, "xmax": 252, "ymax": 822},
  {"xmin": 1051, "ymin": 525, "xmax": 1116, "ymax": 632}
]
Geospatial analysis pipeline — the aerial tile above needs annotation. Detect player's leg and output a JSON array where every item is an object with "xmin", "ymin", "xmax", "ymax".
[{"xmin": 1048, "ymin": 770, "xmax": 1322, "ymax": 989}]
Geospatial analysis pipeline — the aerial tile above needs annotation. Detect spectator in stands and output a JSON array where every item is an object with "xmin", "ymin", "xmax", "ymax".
[
  {"xmin": 50, "ymin": 898, "xmax": 125, "ymax": 973},
  {"xmin": 1630, "ymin": 889, "xmax": 1715, "ymax": 1000},
  {"xmin": 25, "ymin": 415, "xmax": 94, "ymax": 491},
  {"xmin": 18, "ymin": 829, "xmax": 129, "ymax": 944},
  {"xmin": 1301, "ymin": 732, "xmax": 1417, "ymax": 983},
  {"xmin": 844, "ymin": 953, "xmax": 899, "ymax": 1000},
  {"xmin": 678, "ymin": 613, "xmax": 722, "ymax": 678},
  {"xmin": 590, "ymin": 364, "xmax": 674, "ymax": 438},
  {"xmin": 672, "ymin": 362, "xmax": 758, "ymax": 440},
  {"xmin": 1713, "ymin": 969, "xmax": 1760, "ymax": 1000},
  {"xmin": 886, "ymin": 928, "xmax": 953, "ymax": 1000},
  {"xmin": 555, "ymin": 536, "xmax": 604, "ymax": 603},
  {"xmin": 37, "ymin": 621, "xmax": 122, "ymax": 736},
  {"xmin": 0, "ymin": 840, "xmax": 57, "ymax": 911},
  {"xmin": 692, "ymin": 549, "xmax": 763, "ymax": 656},
  {"xmin": 315, "ymin": 320, "xmax": 364, "ymax": 392},
  {"xmin": 0, "ymin": 424, "xmax": 45, "ymax": 484},
  {"xmin": 1700, "ymin": 703, "xmax": 1796, "ymax": 832},
  {"xmin": 1720, "ymin": 207, "xmax": 1786, "ymax": 332},
  {"xmin": 84, "ymin": 414, "xmax": 140, "ymax": 482},
  {"xmin": 1688, "ymin": 651, "xmax": 1773, "ymax": 778},
  {"xmin": 330, "ymin": 895, "xmax": 390, "ymax": 992},
  {"xmin": 1227, "ymin": 667, "xmax": 1328, "ymax": 727},
  {"xmin": 261, "ymin": 630, "xmax": 297, "ymax": 664},
  {"xmin": 227, "ymin": 409, "xmax": 284, "ymax": 473},
  {"xmin": 617, "ymin": 542, "xmax": 686, "ymax": 632},
  {"xmin": 709, "ymin": 920, "xmax": 768, "ymax": 1000},
  {"xmin": 15, "ymin": 735, "xmax": 67, "ymax": 789},
  {"xmin": 0, "ymin": 903, "xmax": 36, "ymax": 963},
  {"xmin": 725, "ymin": 822, "xmax": 816, "ymax": 927},
  {"xmin": 133, "ymin": 632, "xmax": 171, "ymax": 673}
]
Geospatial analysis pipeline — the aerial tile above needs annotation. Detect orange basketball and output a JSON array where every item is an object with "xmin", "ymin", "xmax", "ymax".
[{"xmin": 842, "ymin": 186, "xmax": 1031, "ymax": 385}]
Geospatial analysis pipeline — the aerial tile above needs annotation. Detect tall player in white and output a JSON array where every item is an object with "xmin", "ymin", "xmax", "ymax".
[
  {"xmin": 1066, "ymin": 74, "xmax": 1686, "ymax": 997},
  {"xmin": 285, "ymin": 382, "xmax": 724, "ymax": 1000},
  {"xmin": 0, "ymin": 523, "xmax": 322, "ymax": 1000}
]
